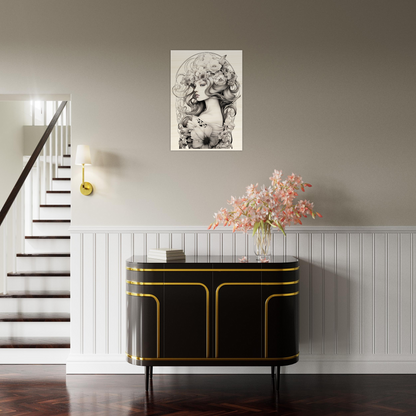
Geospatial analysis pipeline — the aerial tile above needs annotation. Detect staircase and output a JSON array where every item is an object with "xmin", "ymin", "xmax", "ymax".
[{"xmin": 0, "ymin": 101, "xmax": 71, "ymax": 363}]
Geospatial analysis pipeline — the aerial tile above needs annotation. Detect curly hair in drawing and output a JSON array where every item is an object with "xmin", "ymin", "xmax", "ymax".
[{"xmin": 172, "ymin": 52, "xmax": 241, "ymax": 149}]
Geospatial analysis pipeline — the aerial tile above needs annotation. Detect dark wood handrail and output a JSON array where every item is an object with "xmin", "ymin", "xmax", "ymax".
[{"xmin": 0, "ymin": 101, "xmax": 68, "ymax": 226}]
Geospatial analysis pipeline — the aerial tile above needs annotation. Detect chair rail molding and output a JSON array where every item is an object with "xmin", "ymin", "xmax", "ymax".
[{"xmin": 68, "ymin": 225, "xmax": 416, "ymax": 374}]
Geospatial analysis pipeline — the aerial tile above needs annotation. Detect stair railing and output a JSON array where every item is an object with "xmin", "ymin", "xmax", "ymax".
[{"xmin": 0, "ymin": 100, "xmax": 69, "ymax": 294}]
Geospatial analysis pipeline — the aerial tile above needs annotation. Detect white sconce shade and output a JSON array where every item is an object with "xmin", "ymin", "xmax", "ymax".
[{"xmin": 75, "ymin": 145, "xmax": 92, "ymax": 165}]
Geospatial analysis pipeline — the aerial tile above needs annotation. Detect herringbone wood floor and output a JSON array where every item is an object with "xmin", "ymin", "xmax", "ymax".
[{"xmin": 0, "ymin": 366, "xmax": 415, "ymax": 415}]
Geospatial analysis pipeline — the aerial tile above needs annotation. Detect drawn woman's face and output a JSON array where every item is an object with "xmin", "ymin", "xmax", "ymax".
[{"xmin": 194, "ymin": 80, "xmax": 209, "ymax": 101}]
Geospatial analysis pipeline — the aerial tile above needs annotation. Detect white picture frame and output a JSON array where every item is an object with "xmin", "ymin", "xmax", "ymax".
[{"xmin": 171, "ymin": 50, "xmax": 243, "ymax": 151}]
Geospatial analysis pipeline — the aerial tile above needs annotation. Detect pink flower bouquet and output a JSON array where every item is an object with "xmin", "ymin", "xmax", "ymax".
[{"xmin": 208, "ymin": 169, "xmax": 321, "ymax": 236}]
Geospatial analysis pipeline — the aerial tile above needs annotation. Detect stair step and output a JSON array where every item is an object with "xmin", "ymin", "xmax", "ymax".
[
  {"xmin": 0, "ymin": 291, "xmax": 70, "ymax": 298},
  {"xmin": 32, "ymin": 221, "xmax": 70, "ymax": 236},
  {"xmin": 57, "ymin": 166, "xmax": 71, "ymax": 178},
  {"xmin": 25, "ymin": 236, "xmax": 70, "ymax": 239},
  {"xmin": 46, "ymin": 191, "xmax": 71, "ymax": 205},
  {"xmin": 0, "ymin": 337, "xmax": 70, "ymax": 348},
  {"xmin": 6, "ymin": 274, "xmax": 69, "ymax": 291},
  {"xmin": 39, "ymin": 206, "xmax": 71, "ymax": 220},
  {"xmin": 33, "ymin": 220, "xmax": 70, "ymax": 223},
  {"xmin": 25, "ymin": 238, "xmax": 70, "ymax": 254},
  {"xmin": 0, "ymin": 297, "xmax": 70, "ymax": 314},
  {"xmin": 16, "ymin": 256, "xmax": 70, "ymax": 272},
  {"xmin": 62, "ymin": 156, "xmax": 71, "ymax": 167},
  {"xmin": 7, "ymin": 272, "xmax": 70, "ymax": 277},
  {"xmin": 52, "ymin": 178, "xmax": 71, "ymax": 191},
  {"xmin": 0, "ymin": 313, "xmax": 70, "ymax": 322},
  {"xmin": 16, "ymin": 253, "xmax": 70, "ymax": 257},
  {"xmin": 40, "ymin": 205, "xmax": 71, "ymax": 208}
]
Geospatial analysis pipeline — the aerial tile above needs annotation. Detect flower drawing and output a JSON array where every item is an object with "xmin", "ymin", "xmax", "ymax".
[{"xmin": 172, "ymin": 51, "xmax": 241, "ymax": 150}]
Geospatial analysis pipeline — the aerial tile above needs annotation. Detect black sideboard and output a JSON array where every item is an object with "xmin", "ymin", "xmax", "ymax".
[{"xmin": 126, "ymin": 255, "xmax": 299, "ymax": 390}]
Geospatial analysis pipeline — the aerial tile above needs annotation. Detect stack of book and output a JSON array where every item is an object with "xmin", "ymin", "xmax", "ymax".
[{"xmin": 147, "ymin": 248, "xmax": 186, "ymax": 262}]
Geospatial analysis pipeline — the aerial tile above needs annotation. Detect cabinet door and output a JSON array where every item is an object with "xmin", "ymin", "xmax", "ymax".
[
  {"xmin": 213, "ymin": 265, "xmax": 262, "ymax": 358},
  {"xmin": 261, "ymin": 266, "xmax": 299, "ymax": 359},
  {"xmin": 163, "ymin": 264, "xmax": 212, "ymax": 358},
  {"xmin": 126, "ymin": 269, "xmax": 164, "ymax": 360}
]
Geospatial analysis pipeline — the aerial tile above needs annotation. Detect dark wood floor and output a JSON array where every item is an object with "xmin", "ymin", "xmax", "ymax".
[{"xmin": 0, "ymin": 366, "xmax": 415, "ymax": 415}]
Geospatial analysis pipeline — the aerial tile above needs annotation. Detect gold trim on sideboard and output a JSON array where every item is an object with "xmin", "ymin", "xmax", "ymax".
[
  {"xmin": 126, "ymin": 281, "xmax": 210, "ymax": 358},
  {"xmin": 126, "ymin": 267, "xmax": 299, "ymax": 272},
  {"xmin": 126, "ymin": 352, "xmax": 299, "ymax": 361},
  {"xmin": 215, "ymin": 282, "xmax": 299, "ymax": 358},
  {"xmin": 126, "ymin": 291, "xmax": 160, "ymax": 358}
]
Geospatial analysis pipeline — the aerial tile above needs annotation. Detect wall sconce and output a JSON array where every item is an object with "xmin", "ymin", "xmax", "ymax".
[{"xmin": 75, "ymin": 145, "xmax": 93, "ymax": 196}]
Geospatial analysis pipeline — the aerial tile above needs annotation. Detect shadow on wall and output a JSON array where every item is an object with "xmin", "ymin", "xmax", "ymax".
[
  {"xmin": 92, "ymin": 149, "xmax": 125, "ymax": 169},
  {"xmin": 297, "ymin": 256, "xmax": 357, "ymax": 370},
  {"xmin": 87, "ymin": 150, "xmax": 125, "ymax": 197},
  {"xmin": 308, "ymin": 180, "xmax": 371, "ymax": 226}
]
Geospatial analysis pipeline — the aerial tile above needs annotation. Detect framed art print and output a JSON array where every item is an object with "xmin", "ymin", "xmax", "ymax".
[{"xmin": 171, "ymin": 50, "xmax": 243, "ymax": 151}]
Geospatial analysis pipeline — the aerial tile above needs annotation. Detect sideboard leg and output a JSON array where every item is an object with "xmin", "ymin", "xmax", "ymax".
[
  {"xmin": 149, "ymin": 366, "xmax": 153, "ymax": 380},
  {"xmin": 276, "ymin": 366, "xmax": 280, "ymax": 391},
  {"xmin": 145, "ymin": 366, "xmax": 150, "ymax": 391},
  {"xmin": 271, "ymin": 366, "xmax": 275, "ymax": 378}
]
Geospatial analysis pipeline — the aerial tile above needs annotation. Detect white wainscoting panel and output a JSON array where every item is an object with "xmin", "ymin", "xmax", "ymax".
[{"xmin": 67, "ymin": 226, "xmax": 416, "ymax": 374}]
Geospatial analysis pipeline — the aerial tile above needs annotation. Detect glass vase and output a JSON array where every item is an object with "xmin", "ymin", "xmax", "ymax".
[{"xmin": 253, "ymin": 224, "xmax": 272, "ymax": 262}]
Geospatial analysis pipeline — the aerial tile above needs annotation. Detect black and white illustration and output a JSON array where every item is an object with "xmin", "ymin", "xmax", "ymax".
[{"xmin": 171, "ymin": 50, "xmax": 242, "ymax": 151}]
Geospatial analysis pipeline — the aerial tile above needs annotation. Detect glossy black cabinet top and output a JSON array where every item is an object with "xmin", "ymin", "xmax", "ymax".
[{"xmin": 127, "ymin": 255, "xmax": 298, "ymax": 267}]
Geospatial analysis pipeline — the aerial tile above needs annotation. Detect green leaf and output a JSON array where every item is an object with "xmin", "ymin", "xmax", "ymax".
[
  {"xmin": 277, "ymin": 221, "xmax": 286, "ymax": 237},
  {"xmin": 252, "ymin": 222, "xmax": 261, "ymax": 236}
]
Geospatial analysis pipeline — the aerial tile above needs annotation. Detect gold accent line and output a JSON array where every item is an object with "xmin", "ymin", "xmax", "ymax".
[
  {"xmin": 126, "ymin": 352, "xmax": 299, "ymax": 361},
  {"xmin": 215, "ymin": 283, "xmax": 299, "ymax": 358},
  {"xmin": 127, "ymin": 267, "xmax": 299, "ymax": 272},
  {"xmin": 126, "ymin": 291, "xmax": 160, "ymax": 358},
  {"xmin": 126, "ymin": 281, "xmax": 210, "ymax": 358},
  {"xmin": 264, "ymin": 292, "xmax": 299, "ymax": 358}
]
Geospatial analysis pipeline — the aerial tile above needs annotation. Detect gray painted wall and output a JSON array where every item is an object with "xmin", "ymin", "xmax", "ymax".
[{"xmin": 0, "ymin": 0, "xmax": 415, "ymax": 226}]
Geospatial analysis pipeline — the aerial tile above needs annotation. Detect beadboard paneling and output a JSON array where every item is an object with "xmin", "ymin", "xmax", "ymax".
[{"xmin": 68, "ymin": 226, "xmax": 416, "ymax": 374}]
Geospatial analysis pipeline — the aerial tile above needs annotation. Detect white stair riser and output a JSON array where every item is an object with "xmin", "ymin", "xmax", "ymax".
[
  {"xmin": 16, "ymin": 257, "xmax": 70, "ymax": 272},
  {"xmin": 46, "ymin": 193, "xmax": 71, "ymax": 205},
  {"xmin": 39, "ymin": 207, "xmax": 71, "ymax": 220},
  {"xmin": 62, "ymin": 157, "xmax": 71, "ymax": 167},
  {"xmin": 52, "ymin": 180, "xmax": 71, "ymax": 191},
  {"xmin": 34, "ymin": 156, "xmax": 64, "ymax": 164},
  {"xmin": 7, "ymin": 277, "xmax": 70, "ymax": 291},
  {"xmin": 0, "ymin": 322, "xmax": 69, "ymax": 337},
  {"xmin": 25, "ymin": 239, "xmax": 70, "ymax": 254},
  {"xmin": 57, "ymin": 168, "xmax": 71, "ymax": 179},
  {"xmin": 32, "ymin": 222, "xmax": 70, "ymax": 236},
  {"xmin": 0, "ymin": 299, "xmax": 70, "ymax": 313}
]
